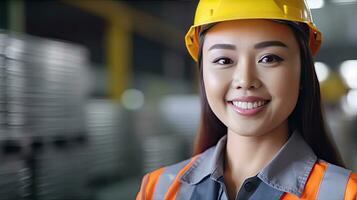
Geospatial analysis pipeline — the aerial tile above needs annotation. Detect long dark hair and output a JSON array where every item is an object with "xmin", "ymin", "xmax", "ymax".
[{"xmin": 193, "ymin": 20, "xmax": 345, "ymax": 167}]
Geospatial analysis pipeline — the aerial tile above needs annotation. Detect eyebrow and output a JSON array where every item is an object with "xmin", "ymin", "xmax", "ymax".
[
  {"xmin": 254, "ymin": 41, "xmax": 288, "ymax": 49},
  {"xmin": 208, "ymin": 44, "xmax": 236, "ymax": 51},
  {"xmin": 208, "ymin": 41, "xmax": 288, "ymax": 51}
]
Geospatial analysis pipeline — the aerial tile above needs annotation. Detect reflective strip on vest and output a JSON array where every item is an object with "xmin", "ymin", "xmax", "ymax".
[
  {"xmin": 142, "ymin": 155, "xmax": 199, "ymax": 200},
  {"xmin": 145, "ymin": 168, "xmax": 165, "ymax": 200},
  {"xmin": 164, "ymin": 155, "xmax": 200, "ymax": 199},
  {"xmin": 153, "ymin": 159, "xmax": 191, "ymax": 199},
  {"xmin": 317, "ymin": 163, "xmax": 351, "ymax": 200},
  {"xmin": 138, "ymin": 160, "xmax": 353, "ymax": 200}
]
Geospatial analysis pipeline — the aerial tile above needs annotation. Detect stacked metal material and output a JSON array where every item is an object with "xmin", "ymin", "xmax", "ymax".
[
  {"xmin": 159, "ymin": 95, "xmax": 200, "ymax": 155},
  {"xmin": 0, "ymin": 154, "xmax": 27, "ymax": 200},
  {"xmin": 85, "ymin": 99, "xmax": 127, "ymax": 181},
  {"xmin": 133, "ymin": 105, "xmax": 187, "ymax": 173},
  {"xmin": 0, "ymin": 33, "xmax": 7, "ymax": 133},
  {"xmin": 3, "ymin": 33, "xmax": 89, "ymax": 140},
  {"xmin": 0, "ymin": 31, "xmax": 90, "ymax": 200},
  {"xmin": 35, "ymin": 144, "xmax": 91, "ymax": 200},
  {"xmin": 0, "ymin": 32, "xmax": 26, "ymax": 200},
  {"xmin": 141, "ymin": 133, "xmax": 185, "ymax": 173}
]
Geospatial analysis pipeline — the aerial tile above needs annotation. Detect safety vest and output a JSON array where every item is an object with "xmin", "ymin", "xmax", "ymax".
[{"xmin": 136, "ymin": 132, "xmax": 357, "ymax": 199}]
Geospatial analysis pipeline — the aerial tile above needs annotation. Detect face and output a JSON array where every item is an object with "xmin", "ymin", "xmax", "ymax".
[{"xmin": 202, "ymin": 19, "xmax": 301, "ymax": 137}]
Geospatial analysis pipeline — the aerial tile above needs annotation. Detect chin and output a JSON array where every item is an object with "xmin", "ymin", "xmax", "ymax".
[{"xmin": 229, "ymin": 126, "xmax": 267, "ymax": 137}]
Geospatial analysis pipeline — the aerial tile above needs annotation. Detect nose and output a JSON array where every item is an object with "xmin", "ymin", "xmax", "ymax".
[{"xmin": 231, "ymin": 59, "xmax": 262, "ymax": 90}]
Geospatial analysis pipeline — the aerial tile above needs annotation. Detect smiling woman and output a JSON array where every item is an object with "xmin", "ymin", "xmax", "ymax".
[
  {"xmin": 136, "ymin": 0, "xmax": 357, "ymax": 200},
  {"xmin": 202, "ymin": 20, "xmax": 301, "ymax": 140}
]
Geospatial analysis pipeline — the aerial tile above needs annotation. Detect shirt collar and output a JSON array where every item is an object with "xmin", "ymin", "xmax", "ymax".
[{"xmin": 180, "ymin": 131, "xmax": 317, "ymax": 198}]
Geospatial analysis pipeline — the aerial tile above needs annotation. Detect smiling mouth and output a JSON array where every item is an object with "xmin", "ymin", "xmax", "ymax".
[{"xmin": 228, "ymin": 100, "xmax": 270, "ymax": 110}]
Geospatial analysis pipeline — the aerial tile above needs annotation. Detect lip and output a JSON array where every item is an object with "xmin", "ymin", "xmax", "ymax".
[{"xmin": 227, "ymin": 96, "xmax": 270, "ymax": 117}]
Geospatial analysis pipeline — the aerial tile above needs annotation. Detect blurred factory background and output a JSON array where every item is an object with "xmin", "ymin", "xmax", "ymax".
[{"xmin": 0, "ymin": 0, "xmax": 356, "ymax": 199}]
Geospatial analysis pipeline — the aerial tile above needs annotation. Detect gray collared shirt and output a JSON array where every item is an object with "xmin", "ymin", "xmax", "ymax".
[{"xmin": 179, "ymin": 131, "xmax": 318, "ymax": 199}]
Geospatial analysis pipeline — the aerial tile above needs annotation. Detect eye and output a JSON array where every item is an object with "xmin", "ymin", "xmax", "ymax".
[
  {"xmin": 213, "ymin": 57, "xmax": 233, "ymax": 65},
  {"xmin": 258, "ymin": 54, "xmax": 284, "ymax": 64}
]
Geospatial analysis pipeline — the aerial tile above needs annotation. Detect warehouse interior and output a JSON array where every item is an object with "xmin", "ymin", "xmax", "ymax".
[{"xmin": 0, "ymin": 0, "xmax": 357, "ymax": 199}]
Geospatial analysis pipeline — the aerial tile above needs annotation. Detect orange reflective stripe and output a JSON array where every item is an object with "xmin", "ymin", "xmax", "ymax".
[
  {"xmin": 136, "ymin": 189, "xmax": 141, "ymax": 200},
  {"xmin": 164, "ymin": 155, "xmax": 200, "ymax": 199},
  {"xmin": 301, "ymin": 161, "xmax": 328, "ymax": 199},
  {"xmin": 136, "ymin": 174, "xmax": 149, "ymax": 200},
  {"xmin": 344, "ymin": 173, "xmax": 357, "ymax": 200},
  {"xmin": 146, "ymin": 168, "xmax": 165, "ymax": 200},
  {"xmin": 136, "ymin": 167, "xmax": 165, "ymax": 200},
  {"xmin": 280, "ymin": 161, "xmax": 328, "ymax": 200}
]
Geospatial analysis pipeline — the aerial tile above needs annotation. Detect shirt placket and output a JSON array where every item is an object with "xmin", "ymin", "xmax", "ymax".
[{"xmin": 216, "ymin": 177, "xmax": 229, "ymax": 200}]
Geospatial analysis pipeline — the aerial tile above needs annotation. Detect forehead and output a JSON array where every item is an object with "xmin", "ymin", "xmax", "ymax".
[{"xmin": 203, "ymin": 19, "xmax": 298, "ymax": 50}]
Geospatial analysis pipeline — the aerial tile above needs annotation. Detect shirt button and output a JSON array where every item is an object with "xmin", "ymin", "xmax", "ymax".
[{"xmin": 244, "ymin": 182, "xmax": 255, "ymax": 192}]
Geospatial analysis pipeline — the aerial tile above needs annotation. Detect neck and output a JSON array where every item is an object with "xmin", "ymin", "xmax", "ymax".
[{"xmin": 224, "ymin": 122, "xmax": 289, "ymax": 189}]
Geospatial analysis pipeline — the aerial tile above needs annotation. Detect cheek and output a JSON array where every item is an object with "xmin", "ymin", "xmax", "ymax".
[
  {"xmin": 203, "ymin": 71, "xmax": 220, "ymax": 91},
  {"xmin": 265, "ymin": 64, "xmax": 301, "ymax": 109},
  {"xmin": 203, "ymin": 67, "xmax": 230, "ymax": 110}
]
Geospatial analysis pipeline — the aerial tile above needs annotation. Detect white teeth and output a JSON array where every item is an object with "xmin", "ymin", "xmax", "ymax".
[
  {"xmin": 233, "ymin": 101, "xmax": 237, "ymax": 107},
  {"xmin": 232, "ymin": 100, "xmax": 267, "ymax": 110},
  {"xmin": 247, "ymin": 102, "xmax": 253, "ymax": 109},
  {"xmin": 242, "ymin": 102, "xmax": 247, "ymax": 109}
]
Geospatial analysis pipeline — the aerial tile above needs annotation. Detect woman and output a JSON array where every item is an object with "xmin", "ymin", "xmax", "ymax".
[{"xmin": 136, "ymin": 0, "xmax": 357, "ymax": 199}]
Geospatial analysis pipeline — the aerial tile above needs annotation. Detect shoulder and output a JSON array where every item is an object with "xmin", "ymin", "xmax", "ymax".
[
  {"xmin": 148, "ymin": 157, "xmax": 194, "ymax": 183},
  {"xmin": 313, "ymin": 160, "xmax": 357, "ymax": 199},
  {"xmin": 136, "ymin": 145, "xmax": 218, "ymax": 200},
  {"xmin": 347, "ymin": 172, "xmax": 357, "ymax": 184},
  {"xmin": 345, "ymin": 172, "xmax": 357, "ymax": 199},
  {"xmin": 136, "ymin": 153, "xmax": 204, "ymax": 199}
]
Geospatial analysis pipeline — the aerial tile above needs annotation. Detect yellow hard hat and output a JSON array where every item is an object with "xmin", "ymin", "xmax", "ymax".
[{"xmin": 185, "ymin": 0, "xmax": 322, "ymax": 62}]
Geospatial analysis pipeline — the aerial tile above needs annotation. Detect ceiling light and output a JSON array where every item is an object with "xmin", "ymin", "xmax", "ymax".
[
  {"xmin": 315, "ymin": 62, "xmax": 330, "ymax": 82},
  {"xmin": 339, "ymin": 60, "xmax": 357, "ymax": 89},
  {"xmin": 306, "ymin": 0, "xmax": 325, "ymax": 9},
  {"xmin": 121, "ymin": 89, "xmax": 145, "ymax": 110}
]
